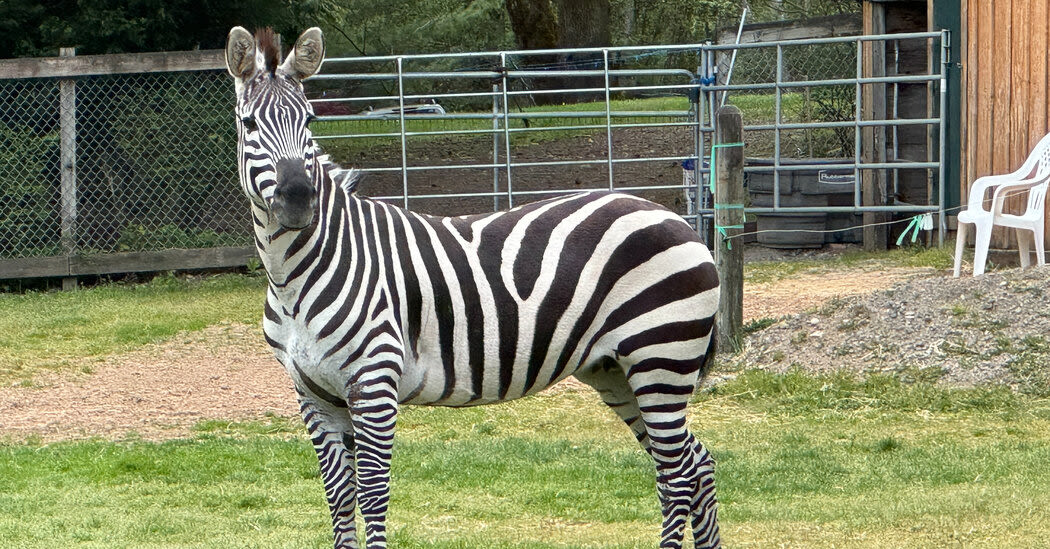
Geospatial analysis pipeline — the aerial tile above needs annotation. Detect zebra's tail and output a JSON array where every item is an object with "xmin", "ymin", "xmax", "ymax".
[{"xmin": 697, "ymin": 322, "xmax": 718, "ymax": 380}]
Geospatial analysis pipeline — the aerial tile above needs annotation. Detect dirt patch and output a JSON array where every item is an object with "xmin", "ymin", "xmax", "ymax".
[
  {"xmin": 336, "ymin": 126, "xmax": 696, "ymax": 217},
  {"xmin": 0, "ymin": 323, "xmax": 298, "ymax": 443},
  {"xmin": 0, "ymin": 253, "xmax": 932, "ymax": 443},
  {"xmin": 744, "ymin": 267, "xmax": 932, "ymax": 322}
]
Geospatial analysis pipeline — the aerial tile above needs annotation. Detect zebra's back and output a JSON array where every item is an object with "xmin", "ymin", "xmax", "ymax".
[{"xmin": 379, "ymin": 191, "xmax": 719, "ymax": 407}]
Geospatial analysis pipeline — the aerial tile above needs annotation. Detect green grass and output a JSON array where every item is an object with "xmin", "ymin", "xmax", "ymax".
[
  {"xmin": 2, "ymin": 372, "xmax": 1050, "ymax": 548},
  {"xmin": 314, "ymin": 96, "xmax": 697, "ymax": 158},
  {"xmin": 0, "ymin": 273, "xmax": 266, "ymax": 383}
]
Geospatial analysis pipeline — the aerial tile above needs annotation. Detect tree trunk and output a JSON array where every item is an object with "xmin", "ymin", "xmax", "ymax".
[{"xmin": 505, "ymin": 0, "xmax": 558, "ymax": 50}]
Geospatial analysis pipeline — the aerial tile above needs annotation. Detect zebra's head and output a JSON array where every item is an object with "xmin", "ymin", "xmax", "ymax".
[{"xmin": 225, "ymin": 27, "xmax": 325, "ymax": 230}]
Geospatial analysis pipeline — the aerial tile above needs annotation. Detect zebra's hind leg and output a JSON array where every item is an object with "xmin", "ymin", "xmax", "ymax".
[
  {"xmin": 574, "ymin": 358, "xmax": 652, "ymax": 452},
  {"xmin": 575, "ymin": 360, "xmax": 719, "ymax": 548},
  {"xmin": 688, "ymin": 435, "xmax": 719, "ymax": 549},
  {"xmin": 629, "ymin": 361, "xmax": 719, "ymax": 549},
  {"xmin": 297, "ymin": 389, "xmax": 359, "ymax": 549}
]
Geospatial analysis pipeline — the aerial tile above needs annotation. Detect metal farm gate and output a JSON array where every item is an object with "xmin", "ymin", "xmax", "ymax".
[{"xmin": 307, "ymin": 30, "xmax": 949, "ymax": 248}]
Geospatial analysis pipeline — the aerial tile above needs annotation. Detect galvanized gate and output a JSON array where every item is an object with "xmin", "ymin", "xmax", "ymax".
[{"xmin": 305, "ymin": 31, "xmax": 949, "ymax": 246}]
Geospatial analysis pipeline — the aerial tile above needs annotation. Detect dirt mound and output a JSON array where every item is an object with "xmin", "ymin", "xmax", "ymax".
[{"xmin": 734, "ymin": 266, "xmax": 1050, "ymax": 394}]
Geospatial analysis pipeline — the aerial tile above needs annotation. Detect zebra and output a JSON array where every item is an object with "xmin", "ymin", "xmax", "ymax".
[{"xmin": 224, "ymin": 26, "xmax": 722, "ymax": 549}]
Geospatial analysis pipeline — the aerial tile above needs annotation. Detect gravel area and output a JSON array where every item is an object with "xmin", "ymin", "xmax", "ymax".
[{"xmin": 735, "ymin": 265, "xmax": 1050, "ymax": 393}]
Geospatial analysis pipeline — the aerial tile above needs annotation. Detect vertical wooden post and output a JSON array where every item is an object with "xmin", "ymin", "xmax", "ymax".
[
  {"xmin": 59, "ymin": 47, "xmax": 78, "ymax": 291},
  {"xmin": 862, "ymin": 4, "xmax": 889, "ymax": 251},
  {"xmin": 714, "ymin": 105, "xmax": 744, "ymax": 350}
]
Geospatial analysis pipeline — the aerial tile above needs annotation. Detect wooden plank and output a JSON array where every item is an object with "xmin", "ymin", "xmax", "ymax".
[
  {"xmin": 1029, "ymin": 0, "xmax": 1047, "ymax": 146},
  {"xmin": 1037, "ymin": 0, "xmax": 1050, "ymax": 248},
  {"xmin": 0, "ymin": 256, "xmax": 70, "ymax": 279},
  {"xmin": 974, "ymin": 0, "xmax": 993, "ymax": 183},
  {"xmin": 862, "ymin": 2, "xmax": 889, "ymax": 251},
  {"xmin": 991, "ymin": 0, "xmax": 1012, "ymax": 177},
  {"xmin": 717, "ymin": 13, "xmax": 862, "ymax": 44},
  {"xmin": 963, "ymin": 0, "xmax": 975, "ymax": 188},
  {"xmin": 69, "ymin": 247, "xmax": 257, "ymax": 276},
  {"xmin": 0, "ymin": 49, "xmax": 225, "ymax": 80},
  {"xmin": 1007, "ymin": 0, "xmax": 1030, "ymax": 227}
]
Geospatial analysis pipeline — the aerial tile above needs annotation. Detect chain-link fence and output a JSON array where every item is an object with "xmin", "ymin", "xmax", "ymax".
[{"xmin": 0, "ymin": 51, "xmax": 250, "ymax": 279}]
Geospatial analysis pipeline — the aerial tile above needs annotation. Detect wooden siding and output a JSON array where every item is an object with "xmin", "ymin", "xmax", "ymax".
[{"xmin": 962, "ymin": 0, "xmax": 1050, "ymax": 247}]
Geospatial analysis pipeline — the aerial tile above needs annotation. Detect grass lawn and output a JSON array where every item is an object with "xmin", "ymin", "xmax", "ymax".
[
  {"xmin": 0, "ymin": 273, "xmax": 266, "ymax": 384},
  {"xmin": 2, "ymin": 371, "xmax": 1049, "ymax": 548}
]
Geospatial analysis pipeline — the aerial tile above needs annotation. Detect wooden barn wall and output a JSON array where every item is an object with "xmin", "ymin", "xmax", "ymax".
[{"xmin": 962, "ymin": 0, "xmax": 1050, "ymax": 248}]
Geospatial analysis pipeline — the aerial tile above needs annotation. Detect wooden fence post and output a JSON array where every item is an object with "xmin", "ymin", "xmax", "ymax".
[
  {"xmin": 714, "ymin": 105, "xmax": 744, "ymax": 350},
  {"xmin": 59, "ymin": 47, "xmax": 78, "ymax": 291}
]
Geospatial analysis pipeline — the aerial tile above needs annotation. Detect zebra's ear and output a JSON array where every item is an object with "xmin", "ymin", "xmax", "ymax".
[
  {"xmin": 281, "ymin": 27, "xmax": 325, "ymax": 80},
  {"xmin": 225, "ymin": 26, "xmax": 257, "ymax": 80}
]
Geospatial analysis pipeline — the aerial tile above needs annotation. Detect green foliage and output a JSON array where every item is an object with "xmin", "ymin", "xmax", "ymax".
[
  {"xmin": 614, "ymin": 0, "xmax": 738, "ymax": 46},
  {"xmin": 745, "ymin": 0, "xmax": 859, "ymax": 21},
  {"xmin": 323, "ymin": 0, "xmax": 514, "ymax": 57},
  {"xmin": 703, "ymin": 368, "xmax": 1022, "ymax": 415},
  {"xmin": 0, "ymin": 123, "xmax": 60, "ymax": 258},
  {"xmin": 114, "ymin": 224, "xmax": 244, "ymax": 252},
  {"xmin": 0, "ymin": 0, "xmax": 332, "ymax": 57}
]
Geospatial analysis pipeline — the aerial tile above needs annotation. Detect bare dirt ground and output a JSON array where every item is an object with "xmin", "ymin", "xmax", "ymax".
[{"xmin": 0, "ymin": 248, "xmax": 936, "ymax": 443}]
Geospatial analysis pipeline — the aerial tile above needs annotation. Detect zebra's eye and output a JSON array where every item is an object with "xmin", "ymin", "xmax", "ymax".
[
  {"xmin": 305, "ymin": 113, "xmax": 317, "ymax": 126},
  {"xmin": 241, "ymin": 115, "xmax": 258, "ymax": 132}
]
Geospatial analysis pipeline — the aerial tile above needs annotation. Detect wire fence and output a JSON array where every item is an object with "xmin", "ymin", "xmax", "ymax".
[
  {"xmin": 0, "ymin": 30, "xmax": 947, "ymax": 279},
  {"xmin": 0, "ymin": 67, "xmax": 247, "ymax": 262}
]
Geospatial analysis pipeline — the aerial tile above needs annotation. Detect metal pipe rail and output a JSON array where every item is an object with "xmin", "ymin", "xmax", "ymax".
[{"xmin": 308, "ymin": 30, "xmax": 949, "ymax": 245}]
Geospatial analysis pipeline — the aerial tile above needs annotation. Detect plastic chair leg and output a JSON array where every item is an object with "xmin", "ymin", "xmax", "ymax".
[
  {"xmin": 1036, "ymin": 228, "xmax": 1046, "ymax": 267},
  {"xmin": 1018, "ymin": 229, "xmax": 1032, "ymax": 269},
  {"xmin": 972, "ymin": 222, "xmax": 992, "ymax": 276},
  {"xmin": 954, "ymin": 222, "xmax": 969, "ymax": 277}
]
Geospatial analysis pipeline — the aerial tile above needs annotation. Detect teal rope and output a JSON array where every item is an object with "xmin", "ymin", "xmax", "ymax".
[
  {"xmin": 710, "ymin": 141, "xmax": 746, "ymax": 249},
  {"xmin": 708, "ymin": 141, "xmax": 745, "ymax": 194}
]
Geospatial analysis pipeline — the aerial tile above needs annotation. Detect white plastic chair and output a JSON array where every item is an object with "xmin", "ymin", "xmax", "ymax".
[{"xmin": 954, "ymin": 132, "xmax": 1050, "ymax": 277}]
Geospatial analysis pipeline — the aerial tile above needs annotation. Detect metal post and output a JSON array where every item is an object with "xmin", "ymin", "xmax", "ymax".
[
  {"xmin": 720, "ymin": 8, "xmax": 749, "ymax": 108},
  {"xmin": 692, "ymin": 61, "xmax": 703, "ymax": 234},
  {"xmin": 697, "ymin": 46, "xmax": 712, "ymax": 242},
  {"xmin": 603, "ymin": 49, "xmax": 615, "ymax": 190},
  {"xmin": 492, "ymin": 83, "xmax": 501, "ymax": 211},
  {"xmin": 854, "ymin": 38, "xmax": 863, "ymax": 211},
  {"xmin": 59, "ymin": 47, "xmax": 77, "ymax": 291},
  {"xmin": 938, "ymin": 31, "xmax": 949, "ymax": 246},
  {"xmin": 774, "ymin": 44, "xmax": 783, "ymax": 210},
  {"xmin": 500, "ymin": 53, "xmax": 514, "ymax": 208},
  {"xmin": 396, "ymin": 57, "xmax": 410, "ymax": 209},
  {"xmin": 715, "ymin": 105, "xmax": 744, "ymax": 350}
]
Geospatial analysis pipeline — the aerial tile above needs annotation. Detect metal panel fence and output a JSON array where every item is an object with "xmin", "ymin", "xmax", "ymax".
[
  {"xmin": 0, "ymin": 31, "xmax": 948, "ymax": 280},
  {"xmin": 308, "ymin": 31, "xmax": 948, "ymax": 247}
]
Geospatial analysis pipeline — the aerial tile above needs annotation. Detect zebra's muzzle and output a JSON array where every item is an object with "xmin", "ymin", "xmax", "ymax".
[{"xmin": 272, "ymin": 159, "xmax": 318, "ymax": 230}]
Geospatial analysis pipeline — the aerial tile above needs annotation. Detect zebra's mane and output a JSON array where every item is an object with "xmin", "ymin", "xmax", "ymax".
[
  {"xmin": 318, "ymin": 154, "xmax": 360, "ymax": 194},
  {"xmin": 255, "ymin": 27, "xmax": 280, "ymax": 74}
]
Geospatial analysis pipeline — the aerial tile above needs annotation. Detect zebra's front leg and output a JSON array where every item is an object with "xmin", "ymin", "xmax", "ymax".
[
  {"xmin": 298, "ymin": 390, "xmax": 360, "ymax": 549},
  {"xmin": 350, "ymin": 384, "xmax": 399, "ymax": 548}
]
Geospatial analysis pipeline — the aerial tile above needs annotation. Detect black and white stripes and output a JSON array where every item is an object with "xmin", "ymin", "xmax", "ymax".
[{"xmin": 226, "ymin": 26, "xmax": 722, "ymax": 549}]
